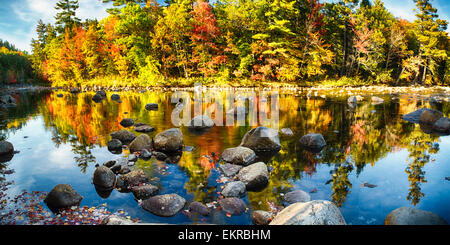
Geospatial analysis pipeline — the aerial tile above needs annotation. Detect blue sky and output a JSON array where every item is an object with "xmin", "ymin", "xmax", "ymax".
[{"xmin": 0, "ymin": 0, "xmax": 449, "ymax": 53}]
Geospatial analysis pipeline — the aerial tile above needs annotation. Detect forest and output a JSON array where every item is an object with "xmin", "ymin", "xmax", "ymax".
[{"xmin": 3, "ymin": 0, "xmax": 450, "ymax": 87}]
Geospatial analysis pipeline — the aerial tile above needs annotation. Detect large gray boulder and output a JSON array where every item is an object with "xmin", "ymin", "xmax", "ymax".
[
  {"xmin": 221, "ymin": 181, "xmax": 247, "ymax": 197},
  {"xmin": 187, "ymin": 115, "xmax": 215, "ymax": 130},
  {"xmin": 237, "ymin": 162, "xmax": 269, "ymax": 191},
  {"xmin": 93, "ymin": 166, "xmax": 116, "ymax": 189},
  {"xmin": 269, "ymin": 200, "xmax": 346, "ymax": 225},
  {"xmin": 153, "ymin": 128, "xmax": 183, "ymax": 152},
  {"xmin": 128, "ymin": 134, "xmax": 151, "ymax": 153},
  {"xmin": 142, "ymin": 194, "xmax": 186, "ymax": 217},
  {"xmin": 44, "ymin": 184, "xmax": 83, "ymax": 209},
  {"xmin": 240, "ymin": 126, "xmax": 281, "ymax": 153},
  {"xmin": 299, "ymin": 133, "xmax": 326, "ymax": 153},
  {"xmin": 0, "ymin": 141, "xmax": 14, "ymax": 155},
  {"xmin": 384, "ymin": 207, "xmax": 448, "ymax": 225},
  {"xmin": 110, "ymin": 130, "xmax": 136, "ymax": 144},
  {"xmin": 221, "ymin": 146, "xmax": 256, "ymax": 166}
]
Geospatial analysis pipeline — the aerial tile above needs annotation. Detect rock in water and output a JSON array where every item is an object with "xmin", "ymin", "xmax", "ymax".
[
  {"xmin": 283, "ymin": 190, "xmax": 311, "ymax": 204},
  {"xmin": 432, "ymin": 117, "xmax": 450, "ymax": 134},
  {"xmin": 371, "ymin": 96, "xmax": 384, "ymax": 104},
  {"xmin": 107, "ymin": 139, "xmax": 122, "ymax": 153},
  {"xmin": 218, "ymin": 197, "xmax": 247, "ymax": 215},
  {"xmin": 280, "ymin": 128, "xmax": 294, "ymax": 136},
  {"xmin": 221, "ymin": 146, "xmax": 256, "ymax": 166},
  {"xmin": 0, "ymin": 141, "xmax": 14, "ymax": 155},
  {"xmin": 134, "ymin": 124, "xmax": 154, "ymax": 133},
  {"xmin": 402, "ymin": 108, "xmax": 430, "ymax": 123},
  {"xmin": 240, "ymin": 126, "xmax": 281, "ymax": 153},
  {"xmin": 237, "ymin": 162, "xmax": 269, "ymax": 191},
  {"xmin": 111, "ymin": 94, "xmax": 120, "ymax": 101},
  {"xmin": 299, "ymin": 133, "xmax": 326, "ymax": 153},
  {"xmin": 187, "ymin": 115, "xmax": 215, "ymax": 130},
  {"xmin": 384, "ymin": 207, "xmax": 448, "ymax": 225},
  {"xmin": 218, "ymin": 163, "xmax": 243, "ymax": 177},
  {"xmin": 102, "ymin": 215, "xmax": 135, "ymax": 225},
  {"xmin": 153, "ymin": 128, "xmax": 183, "ymax": 152},
  {"xmin": 145, "ymin": 103, "xmax": 158, "ymax": 111},
  {"xmin": 269, "ymin": 200, "xmax": 346, "ymax": 225},
  {"xmin": 116, "ymin": 170, "xmax": 149, "ymax": 191},
  {"xmin": 131, "ymin": 184, "xmax": 159, "ymax": 200},
  {"xmin": 103, "ymin": 160, "xmax": 116, "ymax": 168},
  {"xmin": 93, "ymin": 166, "xmax": 116, "ymax": 189},
  {"xmin": 221, "ymin": 181, "xmax": 247, "ymax": 197},
  {"xmin": 120, "ymin": 118, "xmax": 134, "ymax": 127},
  {"xmin": 92, "ymin": 93, "xmax": 104, "ymax": 103},
  {"xmin": 419, "ymin": 109, "xmax": 443, "ymax": 125},
  {"xmin": 44, "ymin": 184, "xmax": 83, "ymax": 209},
  {"xmin": 188, "ymin": 202, "xmax": 211, "ymax": 216},
  {"xmin": 252, "ymin": 210, "xmax": 272, "ymax": 225},
  {"xmin": 142, "ymin": 194, "xmax": 186, "ymax": 217},
  {"xmin": 110, "ymin": 130, "xmax": 136, "ymax": 144},
  {"xmin": 128, "ymin": 134, "xmax": 151, "ymax": 153}
]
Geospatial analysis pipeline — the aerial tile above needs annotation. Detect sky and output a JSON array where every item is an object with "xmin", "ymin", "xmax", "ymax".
[{"xmin": 0, "ymin": 0, "xmax": 449, "ymax": 53}]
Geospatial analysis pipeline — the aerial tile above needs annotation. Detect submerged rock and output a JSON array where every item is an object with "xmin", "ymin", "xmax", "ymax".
[
  {"xmin": 153, "ymin": 128, "xmax": 183, "ymax": 153},
  {"xmin": 120, "ymin": 118, "xmax": 134, "ymax": 128},
  {"xmin": 283, "ymin": 190, "xmax": 311, "ymax": 204},
  {"xmin": 240, "ymin": 126, "xmax": 281, "ymax": 153},
  {"xmin": 93, "ymin": 166, "xmax": 116, "ymax": 189},
  {"xmin": 252, "ymin": 210, "xmax": 272, "ymax": 225},
  {"xmin": 187, "ymin": 115, "xmax": 215, "ymax": 131},
  {"xmin": 111, "ymin": 130, "xmax": 136, "ymax": 144},
  {"xmin": 269, "ymin": 200, "xmax": 346, "ymax": 225},
  {"xmin": 299, "ymin": 133, "xmax": 326, "ymax": 153},
  {"xmin": 237, "ymin": 162, "xmax": 269, "ymax": 191},
  {"xmin": 221, "ymin": 146, "xmax": 256, "ymax": 166},
  {"xmin": 188, "ymin": 201, "xmax": 211, "ymax": 217},
  {"xmin": 128, "ymin": 134, "xmax": 151, "ymax": 153},
  {"xmin": 384, "ymin": 207, "xmax": 448, "ymax": 225},
  {"xmin": 44, "ymin": 184, "xmax": 83, "ymax": 209},
  {"xmin": 142, "ymin": 194, "xmax": 186, "ymax": 217},
  {"xmin": 221, "ymin": 181, "xmax": 247, "ymax": 197},
  {"xmin": 218, "ymin": 197, "xmax": 247, "ymax": 215}
]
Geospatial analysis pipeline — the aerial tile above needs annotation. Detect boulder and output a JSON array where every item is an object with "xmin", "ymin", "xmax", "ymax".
[
  {"xmin": 237, "ymin": 162, "xmax": 269, "ymax": 191},
  {"xmin": 145, "ymin": 103, "xmax": 158, "ymax": 111},
  {"xmin": 134, "ymin": 124, "xmax": 155, "ymax": 133},
  {"xmin": 384, "ymin": 207, "xmax": 448, "ymax": 225},
  {"xmin": 107, "ymin": 139, "xmax": 122, "ymax": 153},
  {"xmin": 419, "ymin": 109, "xmax": 443, "ymax": 125},
  {"xmin": 128, "ymin": 134, "xmax": 151, "ymax": 153},
  {"xmin": 221, "ymin": 146, "xmax": 256, "ymax": 166},
  {"xmin": 93, "ymin": 166, "xmax": 116, "ymax": 189},
  {"xmin": 111, "ymin": 94, "xmax": 120, "ymax": 101},
  {"xmin": 142, "ymin": 194, "xmax": 186, "ymax": 217},
  {"xmin": 432, "ymin": 117, "xmax": 450, "ymax": 134},
  {"xmin": 221, "ymin": 181, "xmax": 247, "ymax": 197},
  {"xmin": 218, "ymin": 163, "xmax": 243, "ymax": 177},
  {"xmin": 92, "ymin": 93, "xmax": 104, "ymax": 103},
  {"xmin": 131, "ymin": 184, "xmax": 159, "ymax": 200},
  {"xmin": 56, "ymin": 93, "xmax": 63, "ymax": 98},
  {"xmin": 44, "ymin": 184, "xmax": 83, "ymax": 209},
  {"xmin": 299, "ymin": 133, "xmax": 326, "ymax": 153},
  {"xmin": 269, "ymin": 200, "xmax": 346, "ymax": 225},
  {"xmin": 187, "ymin": 115, "xmax": 215, "ymax": 130},
  {"xmin": 252, "ymin": 210, "xmax": 272, "ymax": 225},
  {"xmin": 110, "ymin": 130, "xmax": 136, "ymax": 144},
  {"xmin": 240, "ymin": 126, "xmax": 281, "ymax": 153},
  {"xmin": 116, "ymin": 169, "xmax": 149, "ymax": 191},
  {"xmin": 403, "ymin": 108, "xmax": 430, "ymax": 123},
  {"xmin": 0, "ymin": 141, "xmax": 14, "ymax": 155},
  {"xmin": 102, "ymin": 215, "xmax": 135, "ymax": 225},
  {"xmin": 283, "ymin": 190, "xmax": 311, "ymax": 204},
  {"xmin": 218, "ymin": 197, "xmax": 247, "ymax": 215},
  {"xmin": 188, "ymin": 201, "xmax": 211, "ymax": 216},
  {"xmin": 153, "ymin": 128, "xmax": 183, "ymax": 152},
  {"xmin": 280, "ymin": 128, "xmax": 294, "ymax": 136},
  {"xmin": 120, "ymin": 118, "xmax": 134, "ymax": 128}
]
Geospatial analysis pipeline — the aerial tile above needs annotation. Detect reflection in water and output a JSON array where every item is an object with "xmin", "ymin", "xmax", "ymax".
[{"xmin": 0, "ymin": 88, "xmax": 449, "ymax": 224}]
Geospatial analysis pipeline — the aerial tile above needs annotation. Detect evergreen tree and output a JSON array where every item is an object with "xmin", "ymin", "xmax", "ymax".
[{"xmin": 55, "ymin": 0, "xmax": 81, "ymax": 33}]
